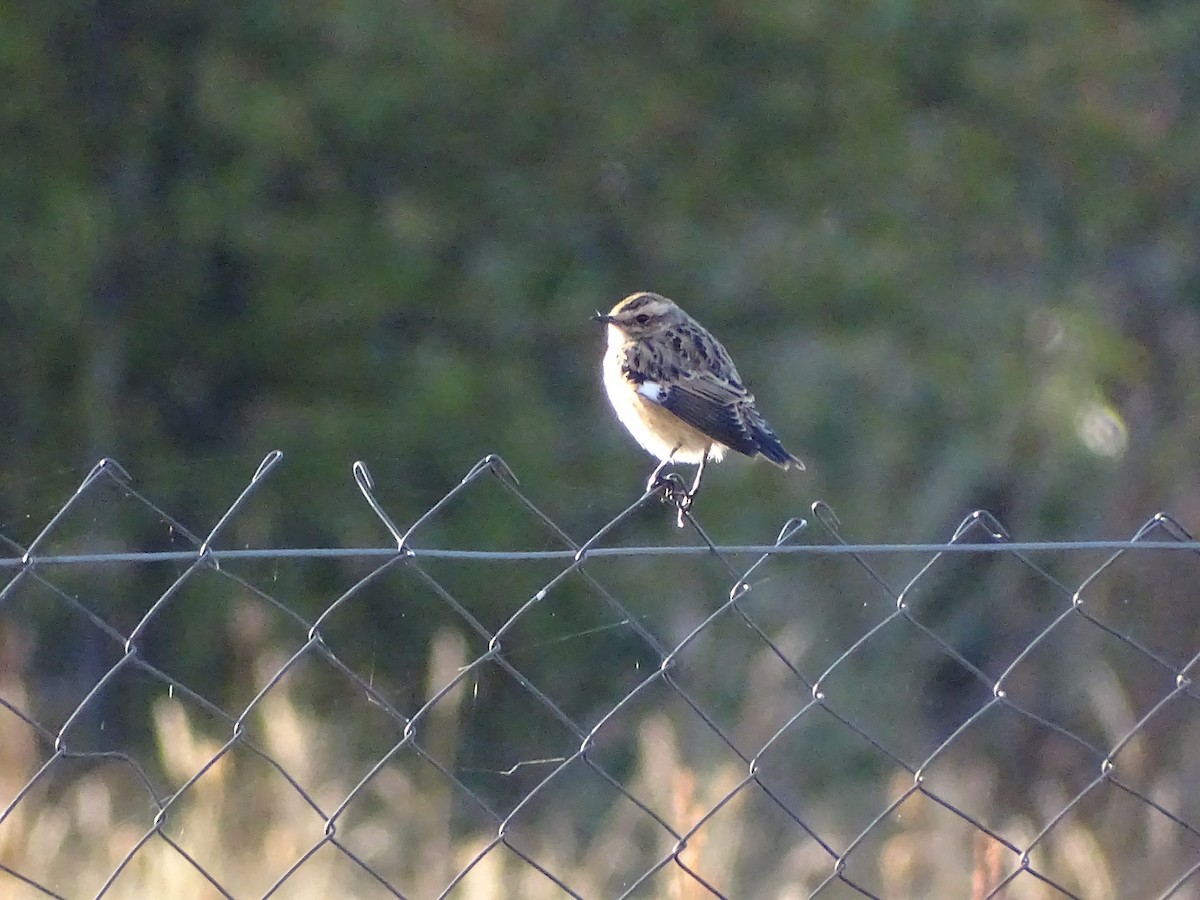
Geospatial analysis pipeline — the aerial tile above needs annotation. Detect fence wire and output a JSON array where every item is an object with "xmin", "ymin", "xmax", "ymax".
[{"xmin": 1, "ymin": 452, "xmax": 1199, "ymax": 899}]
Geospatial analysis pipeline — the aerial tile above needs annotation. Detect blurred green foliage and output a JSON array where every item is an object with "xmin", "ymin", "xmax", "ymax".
[{"xmin": 3, "ymin": 0, "xmax": 1200, "ymax": 814}]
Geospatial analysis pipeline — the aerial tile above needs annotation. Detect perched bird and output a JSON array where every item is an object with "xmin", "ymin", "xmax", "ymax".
[{"xmin": 594, "ymin": 291, "xmax": 804, "ymax": 507}]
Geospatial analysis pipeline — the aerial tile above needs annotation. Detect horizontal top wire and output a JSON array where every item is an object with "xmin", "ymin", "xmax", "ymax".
[{"xmin": 2, "ymin": 540, "xmax": 1200, "ymax": 568}]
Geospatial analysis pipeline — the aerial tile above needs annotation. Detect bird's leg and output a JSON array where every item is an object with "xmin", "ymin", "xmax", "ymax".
[
  {"xmin": 687, "ymin": 451, "xmax": 709, "ymax": 499},
  {"xmin": 674, "ymin": 450, "xmax": 709, "ymax": 528},
  {"xmin": 645, "ymin": 459, "xmax": 672, "ymax": 492},
  {"xmin": 645, "ymin": 446, "xmax": 682, "ymax": 493}
]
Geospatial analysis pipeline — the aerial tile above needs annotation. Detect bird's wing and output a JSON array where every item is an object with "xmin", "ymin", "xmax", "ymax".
[{"xmin": 641, "ymin": 371, "xmax": 761, "ymax": 457}]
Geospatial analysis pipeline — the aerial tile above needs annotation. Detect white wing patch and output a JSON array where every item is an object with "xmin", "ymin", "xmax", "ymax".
[{"xmin": 636, "ymin": 381, "xmax": 668, "ymax": 404}]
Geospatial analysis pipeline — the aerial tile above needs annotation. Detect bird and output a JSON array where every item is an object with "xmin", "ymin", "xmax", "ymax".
[{"xmin": 594, "ymin": 291, "xmax": 804, "ymax": 514}]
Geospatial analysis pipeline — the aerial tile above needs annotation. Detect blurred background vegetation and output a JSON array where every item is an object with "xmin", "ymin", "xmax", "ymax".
[
  {"xmin": 3, "ymin": 0, "xmax": 1200, "ymax": 894},
  {"xmin": 8, "ymin": 0, "xmax": 1200, "ymax": 536}
]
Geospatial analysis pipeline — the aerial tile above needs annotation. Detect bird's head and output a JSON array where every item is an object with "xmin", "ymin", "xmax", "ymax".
[{"xmin": 593, "ymin": 292, "xmax": 686, "ymax": 339}]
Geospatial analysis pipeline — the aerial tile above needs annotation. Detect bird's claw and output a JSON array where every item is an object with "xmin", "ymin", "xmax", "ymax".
[
  {"xmin": 646, "ymin": 469, "xmax": 695, "ymax": 528},
  {"xmin": 646, "ymin": 467, "xmax": 684, "ymax": 495},
  {"xmin": 672, "ymin": 489, "xmax": 694, "ymax": 528}
]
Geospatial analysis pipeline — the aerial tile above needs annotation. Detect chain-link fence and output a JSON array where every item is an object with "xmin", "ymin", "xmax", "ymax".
[{"xmin": 1, "ymin": 453, "xmax": 1199, "ymax": 899}]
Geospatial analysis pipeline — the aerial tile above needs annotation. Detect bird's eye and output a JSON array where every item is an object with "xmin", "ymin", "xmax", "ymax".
[{"xmin": 635, "ymin": 314, "xmax": 651, "ymax": 325}]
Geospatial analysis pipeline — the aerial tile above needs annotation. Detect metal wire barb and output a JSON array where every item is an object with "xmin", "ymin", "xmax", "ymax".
[{"xmin": 1, "ymin": 453, "xmax": 1198, "ymax": 899}]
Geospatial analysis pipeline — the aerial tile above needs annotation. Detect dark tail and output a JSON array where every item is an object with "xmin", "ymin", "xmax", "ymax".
[{"xmin": 757, "ymin": 431, "xmax": 805, "ymax": 471}]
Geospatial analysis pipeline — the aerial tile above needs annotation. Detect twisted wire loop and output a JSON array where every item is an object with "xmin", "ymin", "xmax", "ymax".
[{"xmin": 1, "ymin": 455, "xmax": 1198, "ymax": 898}]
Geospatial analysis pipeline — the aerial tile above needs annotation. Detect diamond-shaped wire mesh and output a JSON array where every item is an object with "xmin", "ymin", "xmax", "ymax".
[{"xmin": 1, "ymin": 454, "xmax": 1199, "ymax": 899}]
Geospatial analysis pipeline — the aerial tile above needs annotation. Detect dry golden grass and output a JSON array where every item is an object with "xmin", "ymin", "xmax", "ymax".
[{"xmin": 0, "ymin": 623, "xmax": 1194, "ymax": 899}]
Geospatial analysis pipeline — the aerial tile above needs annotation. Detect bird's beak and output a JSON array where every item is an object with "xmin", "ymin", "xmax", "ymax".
[{"xmin": 593, "ymin": 311, "xmax": 613, "ymax": 324}]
